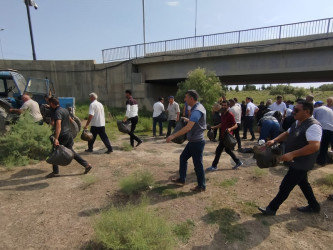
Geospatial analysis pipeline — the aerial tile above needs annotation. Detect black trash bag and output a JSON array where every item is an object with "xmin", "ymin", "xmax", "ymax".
[
  {"xmin": 46, "ymin": 145, "xmax": 74, "ymax": 166},
  {"xmin": 222, "ymin": 129, "xmax": 237, "ymax": 149},
  {"xmin": 81, "ymin": 129, "xmax": 93, "ymax": 141},
  {"xmin": 117, "ymin": 120, "xmax": 132, "ymax": 133},
  {"xmin": 253, "ymin": 144, "xmax": 282, "ymax": 168},
  {"xmin": 157, "ymin": 112, "xmax": 167, "ymax": 122},
  {"xmin": 171, "ymin": 119, "xmax": 187, "ymax": 144},
  {"xmin": 70, "ymin": 120, "xmax": 79, "ymax": 139},
  {"xmin": 238, "ymin": 147, "xmax": 254, "ymax": 153},
  {"xmin": 207, "ymin": 129, "xmax": 215, "ymax": 141}
]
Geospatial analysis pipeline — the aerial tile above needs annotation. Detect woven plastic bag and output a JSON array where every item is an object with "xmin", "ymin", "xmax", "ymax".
[{"xmin": 46, "ymin": 145, "xmax": 74, "ymax": 166}]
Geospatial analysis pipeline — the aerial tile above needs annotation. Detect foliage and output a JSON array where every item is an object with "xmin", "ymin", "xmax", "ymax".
[
  {"xmin": 318, "ymin": 83, "xmax": 333, "ymax": 91},
  {"xmin": 243, "ymin": 84, "xmax": 256, "ymax": 91},
  {"xmin": 253, "ymin": 167, "xmax": 268, "ymax": 177},
  {"xmin": 81, "ymin": 175, "xmax": 98, "ymax": 190},
  {"xmin": 176, "ymin": 68, "xmax": 222, "ymax": 109},
  {"xmin": 0, "ymin": 113, "xmax": 52, "ymax": 167},
  {"xmin": 315, "ymin": 174, "xmax": 333, "ymax": 187},
  {"xmin": 235, "ymin": 85, "xmax": 239, "ymax": 92},
  {"xmin": 172, "ymin": 219, "xmax": 195, "ymax": 243},
  {"xmin": 293, "ymin": 87, "xmax": 308, "ymax": 99},
  {"xmin": 119, "ymin": 170, "xmax": 155, "ymax": 195},
  {"xmin": 94, "ymin": 201, "xmax": 176, "ymax": 250}
]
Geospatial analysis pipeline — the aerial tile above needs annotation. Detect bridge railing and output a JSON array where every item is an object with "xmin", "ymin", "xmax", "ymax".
[{"xmin": 102, "ymin": 17, "xmax": 333, "ymax": 63}]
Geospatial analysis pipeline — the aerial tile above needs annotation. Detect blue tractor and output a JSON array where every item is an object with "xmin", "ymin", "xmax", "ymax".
[{"xmin": 0, "ymin": 69, "xmax": 81, "ymax": 135}]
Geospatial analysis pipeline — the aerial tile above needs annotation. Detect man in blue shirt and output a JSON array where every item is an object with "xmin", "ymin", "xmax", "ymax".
[{"xmin": 166, "ymin": 90, "xmax": 206, "ymax": 192}]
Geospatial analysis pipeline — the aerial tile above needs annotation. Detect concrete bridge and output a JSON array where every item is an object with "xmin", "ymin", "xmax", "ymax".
[{"xmin": 1, "ymin": 18, "xmax": 333, "ymax": 110}]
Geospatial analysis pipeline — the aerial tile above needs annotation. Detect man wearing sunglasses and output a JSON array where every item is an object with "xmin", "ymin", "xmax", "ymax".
[{"xmin": 258, "ymin": 101, "xmax": 322, "ymax": 215}]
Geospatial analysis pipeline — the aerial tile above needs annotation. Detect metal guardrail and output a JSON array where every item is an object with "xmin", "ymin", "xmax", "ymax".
[{"xmin": 102, "ymin": 17, "xmax": 333, "ymax": 63}]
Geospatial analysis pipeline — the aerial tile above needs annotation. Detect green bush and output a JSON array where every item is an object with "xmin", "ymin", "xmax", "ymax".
[
  {"xmin": 0, "ymin": 113, "xmax": 52, "ymax": 167},
  {"xmin": 94, "ymin": 202, "xmax": 176, "ymax": 250},
  {"xmin": 172, "ymin": 219, "xmax": 195, "ymax": 243},
  {"xmin": 119, "ymin": 171, "xmax": 154, "ymax": 195}
]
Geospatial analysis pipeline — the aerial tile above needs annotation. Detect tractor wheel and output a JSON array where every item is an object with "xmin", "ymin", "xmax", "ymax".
[{"xmin": 0, "ymin": 107, "xmax": 9, "ymax": 135}]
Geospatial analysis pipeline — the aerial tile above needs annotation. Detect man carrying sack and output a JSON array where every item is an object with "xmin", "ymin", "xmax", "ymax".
[
  {"xmin": 206, "ymin": 100, "xmax": 243, "ymax": 171},
  {"xmin": 45, "ymin": 97, "xmax": 92, "ymax": 178},
  {"xmin": 258, "ymin": 101, "xmax": 322, "ymax": 215}
]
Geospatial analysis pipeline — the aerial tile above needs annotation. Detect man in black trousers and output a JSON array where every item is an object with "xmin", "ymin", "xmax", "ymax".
[{"xmin": 258, "ymin": 101, "xmax": 322, "ymax": 215}]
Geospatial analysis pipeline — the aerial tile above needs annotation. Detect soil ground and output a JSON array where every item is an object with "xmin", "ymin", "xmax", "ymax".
[{"xmin": 0, "ymin": 132, "xmax": 332, "ymax": 250}]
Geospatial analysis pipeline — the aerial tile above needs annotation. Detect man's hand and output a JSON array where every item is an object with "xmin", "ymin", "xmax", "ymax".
[
  {"xmin": 54, "ymin": 138, "xmax": 60, "ymax": 147},
  {"xmin": 266, "ymin": 140, "xmax": 275, "ymax": 147},
  {"xmin": 166, "ymin": 135, "xmax": 174, "ymax": 143},
  {"xmin": 123, "ymin": 117, "xmax": 127, "ymax": 123},
  {"xmin": 279, "ymin": 152, "xmax": 294, "ymax": 162},
  {"xmin": 227, "ymin": 128, "xmax": 232, "ymax": 133},
  {"xmin": 84, "ymin": 125, "xmax": 88, "ymax": 130}
]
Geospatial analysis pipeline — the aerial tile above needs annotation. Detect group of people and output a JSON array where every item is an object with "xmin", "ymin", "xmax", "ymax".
[{"xmin": 14, "ymin": 88, "xmax": 333, "ymax": 215}]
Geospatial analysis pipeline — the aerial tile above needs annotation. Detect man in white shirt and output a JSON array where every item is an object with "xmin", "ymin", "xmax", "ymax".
[
  {"xmin": 313, "ymin": 101, "xmax": 333, "ymax": 165},
  {"xmin": 84, "ymin": 92, "xmax": 113, "ymax": 154},
  {"xmin": 123, "ymin": 90, "xmax": 142, "ymax": 147},
  {"xmin": 242, "ymin": 97, "xmax": 258, "ymax": 141},
  {"xmin": 152, "ymin": 97, "xmax": 165, "ymax": 136},
  {"xmin": 166, "ymin": 96, "xmax": 180, "ymax": 137},
  {"xmin": 270, "ymin": 95, "xmax": 287, "ymax": 117},
  {"xmin": 229, "ymin": 99, "xmax": 242, "ymax": 150},
  {"xmin": 10, "ymin": 94, "xmax": 43, "ymax": 123}
]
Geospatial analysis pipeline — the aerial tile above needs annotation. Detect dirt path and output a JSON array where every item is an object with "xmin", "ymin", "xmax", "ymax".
[{"xmin": 0, "ymin": 134, "xmax": 332, "ymax": 249}]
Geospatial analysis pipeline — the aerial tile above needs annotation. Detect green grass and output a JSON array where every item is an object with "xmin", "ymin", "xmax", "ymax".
[
  {"xmin": 121, "ymin": 142, "xmax": 133, "ymax": 151},
  {"xmin": 119, "ymin": 171, "xmax": 155, "ymax": 195},
  {"xmin": 205, "ymin": 207, "xmax": 246, "ymax": 242},
  {"xmin": 81, "ymin": 175, "xmax": 98, "ymax": 190},
  {"xmin": 172, "ymin": 219, "xmax": 195, "ymax": 243},
  {"xmin": 220, "ymin": 177, "xmax": 239, "ymax": 187},
  {"xmin": 239, "ymin": 200, "xmax": 259, "ymax": 215},
  {"xmin": 94, "ymin": 201, "xmax": 176, "ymax": 250},
  {"xmin": 253, "ymin": 167, "xmax": 268, "ymax": 177},
  {"xmin": 315, "ymin": 174, "xmax": 333, "ymax": 187}
]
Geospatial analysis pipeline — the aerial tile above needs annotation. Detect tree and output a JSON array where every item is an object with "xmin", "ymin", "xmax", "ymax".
[
  {"xmin": 293, "ymin": 87, "xmax": 307, "ymax": 99},
  {"xmin": 176, "ymin": 68, "xmax": 222, "ymax": 108},
  {"xmin": 235, "ymin": 85, "xmax": 239, "ymax": 92},
  {"xmin": 261, "ymin": 84, "xmax": 266, "ymax": 90},
  {"xmin": 229, "ymin": 86, "xmax": 233, "ymax": 91}
]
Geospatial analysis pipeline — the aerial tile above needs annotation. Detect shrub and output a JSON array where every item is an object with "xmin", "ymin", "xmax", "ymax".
[
  {"xmin": 0, "ymin": 113, "xmax": 52, "ymax": 167},
  {"xmin": 119, "ymin": 171, "xmax": 154, "ymax": 195},
  {"xmin": 94, "ymin": 202, "xmax": 176, "ymax": 250}
]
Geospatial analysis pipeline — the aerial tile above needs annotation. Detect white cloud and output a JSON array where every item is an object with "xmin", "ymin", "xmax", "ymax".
[{"xmin": 166, "ymin": 1, "xmax": 179, "ymax": 7}]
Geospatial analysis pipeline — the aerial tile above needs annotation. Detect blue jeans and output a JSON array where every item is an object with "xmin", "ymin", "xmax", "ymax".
[
  {"xmin": 179, "ymin": 140, "xmax": 206, "ymax": 188},
  {"xmin": 153, "ymin": 117, "xmax": 163, "ymax": 136},
  {"xmin": 259, "ymin": 120, "xmax": 280, "ymax": 141}
]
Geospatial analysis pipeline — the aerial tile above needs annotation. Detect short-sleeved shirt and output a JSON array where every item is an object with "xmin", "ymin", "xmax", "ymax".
[
  {"xmin": 246, "ymin": 102, "xmax": 257, "ymax": 116},
  {"xmin": 52, "ymin": 106, "xmax": 71, "ymax": 136},
  {"xmin": 313, "ymin": 106, "xmax": 333, "ymax": 131},
  {"xmin": 288, "ymin": 121, "xmax": 322, "ymax": 141},
  {"xmin": 269, "ymin": 102, "xmax": 287, "ymax": 115},
  {"xmin": 189, "ymin": 109, "xmax": 202, "ymax": 122},
  {"xmin": 89, "ymin": 100, "xmax": 105, "ymax": 127},
  {"xmin": 167, "ymin": 101, "xmax": 180, "ymax": 120},
  {"xmin": 229, "ymin": 105, "xmax": 241, "ymax": 124},
  {"xmin": 153, "ymin": 101, "xmax": 165, "ymax": 117},
  {"xmin": 20, "ymin": 99, "xmax": 43, "ymax": 122}
]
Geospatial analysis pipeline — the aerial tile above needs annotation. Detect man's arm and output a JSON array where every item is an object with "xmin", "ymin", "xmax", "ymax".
[
  {"xmin": 176, "ymin": 112, "xmax": 180, "ymax": 121},
  {"xmin": 280, "ymin": 141, "xmax": 320, "ymax": 162},
  {"xmin": 54, "ymin": 120, "xmax": 62, "ymax": 146},
  {"xmin": 266, "ymin": 131, "xmax": 289, "ymax": 147},
  {"xmin": 9, "ymin": 108, "xmax": 23, "ymax": 114},
  {"xmin": 84, "ymin": 115, "xmax": 93, "ymax": 129},
  {"xmin": 166, "ymin": 121, "xmax": 195, "ymax": 143}
]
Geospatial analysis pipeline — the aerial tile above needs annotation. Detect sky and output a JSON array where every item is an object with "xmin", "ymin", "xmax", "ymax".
[{"xmin": 1, "ymin": 0, "xmax": 333, "ymax": 88}]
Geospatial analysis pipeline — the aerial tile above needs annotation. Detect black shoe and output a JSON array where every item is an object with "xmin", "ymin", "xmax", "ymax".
[
  {"xmin": 258, "ymin": 206, "xmax": 276, "ymax": 216},
  {"xmin": 190, "ymin": 185, "xmax": 206, "ymax": 192},
  {"xmin": 45, "ymin": 172, "xmax": 60, "ymax": 178},
  {"xmin": 171, "ymin": 178, "xmax": 185, "ymax": 186},
  {"xmin": 85, "ymin": 149, "xmax": 93, "ymax": 153},
  {"xmin": 250, "ymin": 137, "xmax": 256, "ymax": 141},
  {"xmin": 84, "ymin": 165, "xmax": 92, "ymax": 174},
  {"xmin": 296, "ymin": 205, "xmax": 320, "ymax": 214},
  {"xmin": 136, "ymin": 141, "xmax": 142, "ymax": 147},
  {"xmin": 242, "ymin": 137, "xmax": 247, "ymax": 140},
  {"xmin": 105, "ymin": 149, "xmax": 113, "ymax": 154}
]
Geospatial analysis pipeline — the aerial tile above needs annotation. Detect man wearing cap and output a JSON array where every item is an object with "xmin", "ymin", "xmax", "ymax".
[
  {"xmin": 84, "ymin": 92, "xmax": 113, "ymax": 154},
  {"xmin": 166, "ymin": 96, "xmax": 180, "ymax": 137},
  {"xmin": 313, "ymin": 101, "xmax": 333, "ymax": 166},
  {"xmin": 166, "ymin": 90, "xmax": 207, "ymax": 192}
]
